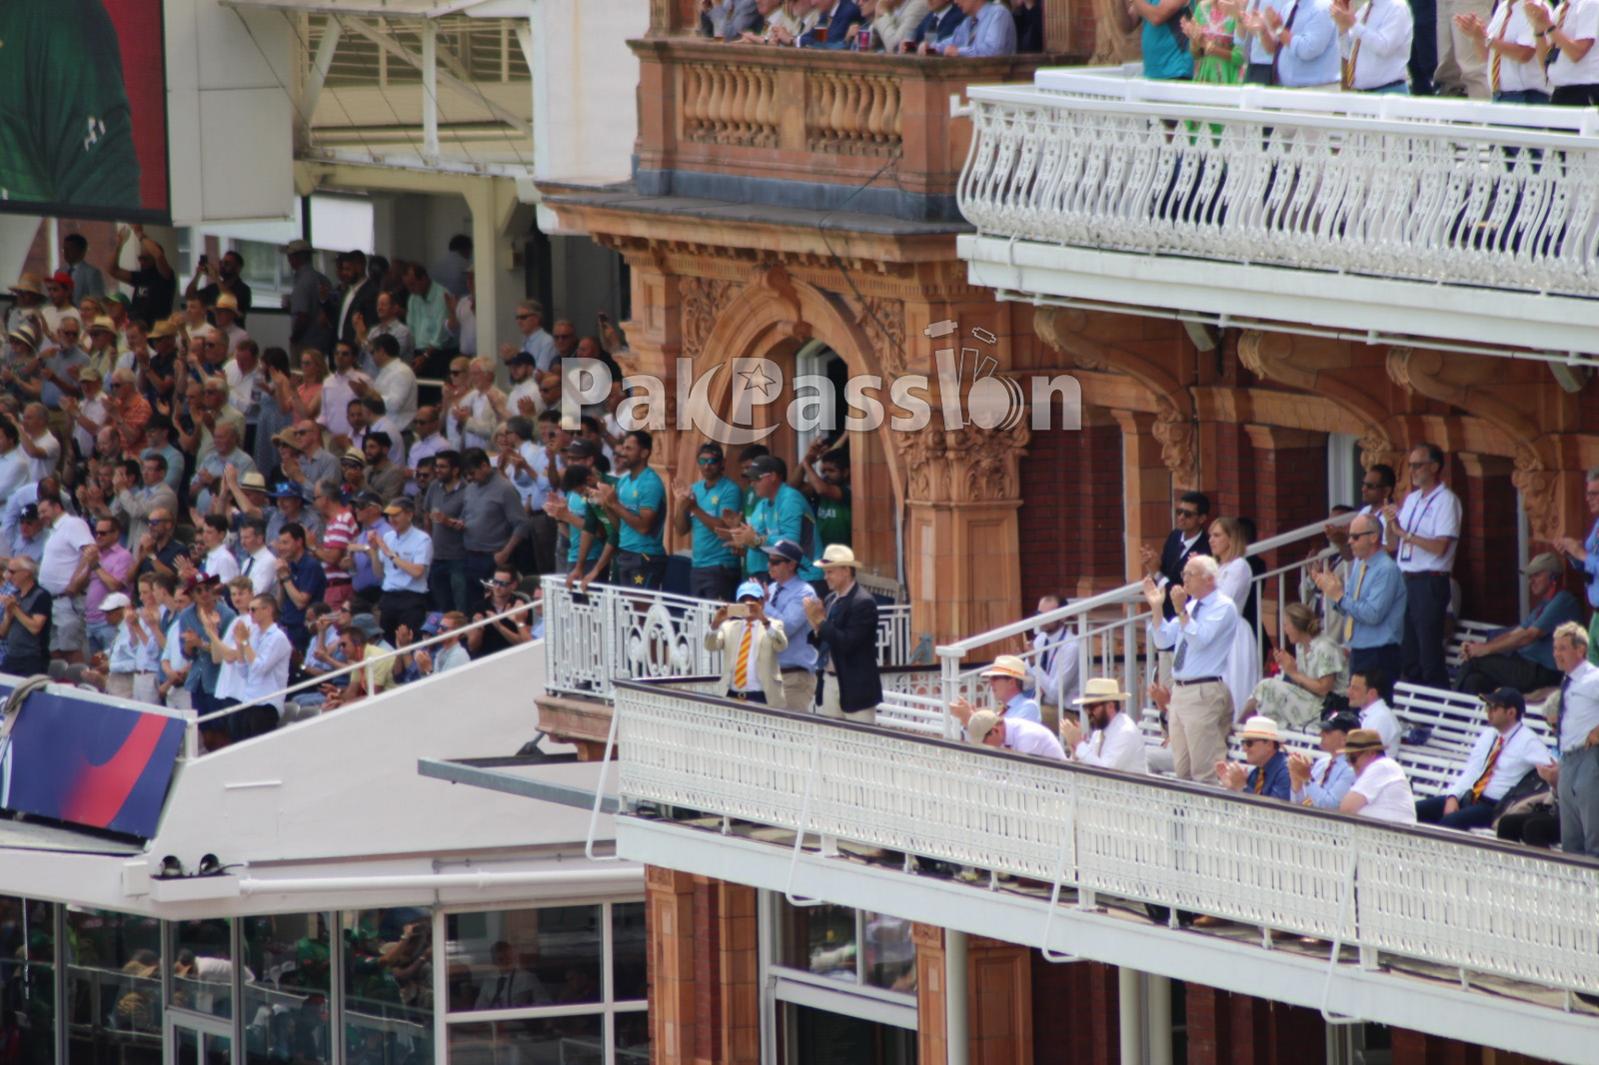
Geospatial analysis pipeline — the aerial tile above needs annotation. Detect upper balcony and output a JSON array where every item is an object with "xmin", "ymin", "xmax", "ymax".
[
  {"xmin": 956, "ymin": 64, "xmax": 1599, "ymax": 359},
  {"xmin": 629, "ymin": 38, "xmax": 1067, "ymax": 223}
]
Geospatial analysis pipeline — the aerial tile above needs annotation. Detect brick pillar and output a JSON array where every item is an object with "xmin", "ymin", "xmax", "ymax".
[
  {"xmin": 647, "ymin": 866, "xmax": 698, "ymax": 1065},
  {"xmin": 1390, "ymin": 1029, "xmax": 1489, "ymax": 1064},
  {"xmin": 914, "ymin": 924, "xmax": 950, "ymax": 1065},
  {"xmin": 1116, "ymin": 409, "xmax": 1176, "ymax": 584},
  {"xmin": 968, "ymin": 936, "xmax": 1034, "ymax": 1064},
  {"xmin": 714, "ymin": 883, "xmax": 760, "ymax": 1065},
  {"xmin": 1020, "ymin": 417, "xmax": 1125, "ymax": 604},
  {"xmin": 1456, "ymin": 452, "xmax": 1518, "ymax": 624},
  {"xmin": 1031, "ymin": 957, "xmax": 1120, "ymax": 1065},
  {"xmin": 1185, "ymin": 985, "xmax": 1327, "ymax": 1065},
  {"xmin": 1200, "ymin": 419, "xmax": 1255, "ymax": 522}
]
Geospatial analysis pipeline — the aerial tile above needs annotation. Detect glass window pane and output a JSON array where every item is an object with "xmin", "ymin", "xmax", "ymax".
[
  {"xmin": 0, "ymin": 897, "xmax": 55, "ymax": 1065},
  {"xmin": 341, "ymin": 909, "xmax": 434, "ymax": 1065},
  {"xmin": 172, "ymin": 918, "xmax": 237, "ymax": 1019},
  {"xmin": 241, "ymin": 912, "xmax": 331, "ymax": 1065},
  {"xmin": 862, "ymin": 913, "xmax": 916, "ymax": 993},
  {"xmin": 65, "ymin": 909, "xmax": 164, "ymax": 1065},
  {"xmin": 785, "ymin": 1003, "xmax": 916, "ymax": 1065},
  {"xmin": 612, "ymin": 903, "xmax": 647, "ymax": 1003},
  {"xmin": 447, "ymin": 1016, "xmax": 603, "ymax": 1065},
  {"xmin": 615, "ymin": 1010, "xmax": 650, "ymax": 1064},
  {"xmin": 444, "ymin": 906, "xmax": 602, "ymax": 1013},
  {"xmin": 775, "ymin": 900, "xmax": 857, "ymax": 983}
]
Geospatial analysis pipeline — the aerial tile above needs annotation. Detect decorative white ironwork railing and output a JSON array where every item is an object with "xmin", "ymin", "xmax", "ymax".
[
  {"xmin": 614, "ymin": 679, "xmax": 1599, "ymax": 996},
  {"xmin": 957, "ymin": 67, "xmax": 1599, "ymax": 300},
  {"xmin": 541, "ymin": 577, "xmax": 921, "ymax": 701}
]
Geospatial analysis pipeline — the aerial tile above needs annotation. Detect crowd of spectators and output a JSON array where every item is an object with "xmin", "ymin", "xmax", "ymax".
[
  {"xmin": 700, "ymin": 0, "xmax": 1042, "ymax": 56},
  {"xmin": 1129, "ymin": 0, "xmax": 1599, "ymax": 105}
]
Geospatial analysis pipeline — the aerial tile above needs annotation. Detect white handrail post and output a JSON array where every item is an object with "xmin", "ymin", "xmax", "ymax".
[{"xmin": 939, "ymin": 644, "xmax": 960, "ymax": 740}]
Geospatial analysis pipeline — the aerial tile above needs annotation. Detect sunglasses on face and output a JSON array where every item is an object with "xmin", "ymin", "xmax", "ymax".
[
  {"xmin": 1175, "ymin": 508, "xmax": 1198, "ymax": 518},
  {"xmin": 698, "ymin": 456, "xmax": 720, "ymax": 466}
]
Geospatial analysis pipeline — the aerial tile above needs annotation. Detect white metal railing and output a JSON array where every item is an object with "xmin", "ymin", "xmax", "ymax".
[
  {"xmin": 540, "ymin": 577, "xmax": 921, "ymax": 701},
  {"xmin": 614, "ymin": 680, "xmax": 1599, "ymax": 997},
  {"xmin": 911, "ymin": 514, "xmax": 1352, "ymax": 737},
  {"xmin": 957, "ymin": 67, "xmax": 1599, "ymax": 300}
]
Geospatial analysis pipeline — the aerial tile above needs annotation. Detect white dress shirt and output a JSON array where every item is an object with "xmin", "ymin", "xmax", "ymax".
[
  {"xmin": 374, "ymin": 359, "xmax": 419, "ymax": 431},
  {"xmin": 1394, "ymin": 483, "xmax": 1461, "ymax": 572},
  {"xmin": 1350, "ymin": 756, "xmax": 1418, "ymax": 824},
  {"xmin": 217, "ymin": 620, "xmax": 293, "ymax": 710},
  {"xmin": 1031, "ymin": 628, "xmax": 1080, "ymax": 707},
  {"xmin": 242, "ymin": 547, "xmax": 278, "ymax": 598},
  {"xmin": 1548, "ymin": 0, "xmax": 1599, "ymax": 87},
  {"xmin": 1360, "ymin": 697, "xmax": 1402, "ymax": 757},
  {"xmin": 1341, "ymin": 0, "xmax": 1414, "ymax": 89},
  {"xmin": 1485, "ymin": 0, "xmax": 1551, "ymax": 93},
  {"xmin": 1448, "ymin": 722, "xmax": 1553, "ymax": 802},
  {"xmin": 205, "ymin": 544, "xmax": 241, "ymax": 583},
  {"xmin": 1149, "ymin": 593, "xmax": 1239, "ymax": 681},
  {"xmin": 998, "ymin": 718, "xmax": 1068, "ymax": 761},
  {"xmin": 1558, "ymin": 660, "xmax": 1599, "ymax": 754},
  {"xmin": 1073, "ymin": 711, "xmax": 1148, "ymax": 773}
]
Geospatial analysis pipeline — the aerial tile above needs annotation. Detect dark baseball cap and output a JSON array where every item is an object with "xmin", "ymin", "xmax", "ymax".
[
  {"xmin": 508, "ymin": 351, "xmax": 536, "ymax": 368},
  {"xmin": 271, "ymin": 481, "xmax": 304, "ymax": 500},
  {"xmin": 747, "ymin": 455, "xmax": 783, "ymax": 478},
  {"xmin": 1322, "ymin": 712, "xmax": 1362, "ymax": 735},
  {"xmin": 565, "ymin": 438, "xmax": 599, "ymax": 459},
  {"xmin": 764, "ymin": 539, "xmax": 805, "ymax": 565},
  {"xmin": 1483, "ymin": 687, "xmax": 1526, "ymax": 715},
  {"xmin": 17, "ymin": 504, "xmax": 39, "ymax": 523}
]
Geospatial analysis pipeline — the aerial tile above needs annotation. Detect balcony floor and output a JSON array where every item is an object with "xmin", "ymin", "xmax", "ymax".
[{"xmin": 544, "ymin": 186, "xmax": 973, "ymax": 239}]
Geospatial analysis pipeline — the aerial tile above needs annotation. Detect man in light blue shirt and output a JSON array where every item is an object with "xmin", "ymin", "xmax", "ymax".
[
  {"xmin": 370, "ymin": 497, "xmax": 434, "ymax": 641},
  {"xmin": 763, "ymin": 540, "xmax": 820, "ymax": 711},
  {"xmin": 1260, "ymin": 0, "xmax": 1341, "ymax": 87},
  {"xmin": 1235, "ymin": 0, "xmax": 1286, "ymax": 81},
  {"xmin": 1145, "ymin": 554, "xmax": 1237, "ymax": 784},
  {"xmin": 1313, "ymin": 513, "xmax": 1405, "ymax": 681},
  {"xmin": 1289, "ymin": 712, "xmax": 1359, "ymax": 808},
  {"xmin": 673, "ymin": 442, "xmax": 743, "ymax": 603},
  {"xmin": 942, "ymin": 0, "xmax": 1016, "ymax": 54}
]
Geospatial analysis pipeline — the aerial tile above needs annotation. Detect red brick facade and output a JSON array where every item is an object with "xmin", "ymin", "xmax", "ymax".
[{"xmin": 1018, "ymin": 422, "xmax": 1125, "ymax": 605}]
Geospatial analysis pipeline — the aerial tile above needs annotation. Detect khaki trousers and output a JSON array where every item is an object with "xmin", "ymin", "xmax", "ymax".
[
  {"xmin": 1168, "ymin": 680, "xmax": 1233, "ymax": 785},
  {"xmin": 106, "ymin": 673, "xmax": 135, "ymax": 699},
  {"xmin": 819, "ymin": 673, "xmax": 876, "ymax": 725},
  {"xmin": 780, "ymin": 670, "xmax": 818, "ymax": 713}
]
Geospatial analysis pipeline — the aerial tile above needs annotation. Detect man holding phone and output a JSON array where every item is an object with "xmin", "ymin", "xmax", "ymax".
[{"xmin": 705, "ymin": 581, "xmax": 788, "ymax": 704}]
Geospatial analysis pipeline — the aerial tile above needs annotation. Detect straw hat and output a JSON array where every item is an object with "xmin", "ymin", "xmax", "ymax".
[
  {"xmin": 980, "ymin": 654, "xmax": 1028, "ymax": 682},
  {"xmin": 1239, "ymin": 715, "xmax": 1281, "ymax": 743},
  {"xmin": 1339, "ymin": 728, "xmax": 1385, "ymax": 756},
  {"xmin": 818, "ymin": 544, "xmax": 859, "ymax": 569},
  {"xmin": 1073, "ymin": 677, "xmax": 1132, "ymax": 706}
]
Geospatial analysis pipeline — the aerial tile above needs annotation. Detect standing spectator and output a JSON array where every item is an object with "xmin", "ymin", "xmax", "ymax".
[
  {"xmin": 596, "ymin": 431, "xmax": 667, "ymax": 590},
  {"xmin": 1288, "ymin": 711, "xmax": 1360, "ymax": 808},
  {"xmin": 674, "ymin": 442, "xmax": 743, "ymax": 602},
  {"xmin": 431, "ymin": 235, "xmax": 473, "ymax": 298},
  {"xmin": 314, "ymin": 479, "xmax": 358, "ymax": 609},
  {"xmin": 199, "ymin": 515, "xmax": 241, "ymax": 583},
  {"xmin": 133, "ymin": 507, "xmax": 187, "ymax": 582},
  {"xmin": 0, "ymin": 559, "xmax": 52, "ymax": 677},
  {"xmin": 942, "ymin": 0, "xmax": 1018, "ymax": 52},
  {"xmin": 1455, "ymin": 552, "xmax": 1580, "ymax": 694},
  {"xmin": 335, "ymin": 251, "xmax": 381, "ymax": 348},
  {"xmin": 5, "ymin": 275, "xmax": 46, "ymax": 336},
  {"xmin": 506, "ymin": 353, "xmax": 542, "ymax": 418},
  {"xmin": 1215, "ymin": 716, "xmax": 1292, "ymax": 799},
  {"xmin": 402, "ymin": 263, "xmax": 454, "ymax": 377},
  {"xmin": 83, "ymin": 516, "xmax": 134, "ymax": 654},
  {"xmin": 319, "ymin": 342, "xmax": 370, "ymax": 445},
  {"xmin": 409, "ymin": 406, "xmax": 451, "ymax": 479},
  {"xmin": 802, "ymin": 545, "xmax": 882, "ymax": 722},
  {"xmin": 1557, "ymin": 468, "xmax": 1599, "ymax": 664},
  {"xmin": 0, "ymin": 421, "xmax": 29, "ymax": 509},
  {"xmin": 1127, "ymin": 0, "xmax": 1196, "ymax": 78},
  {"xmin": 1143, "ymin": 555, "xmax": 1238, "ymax": 785},
  {"xmin": 237, "ymin": 518, "xmax": 278, "ymax": 598},
  {"xmin": 106, "ymin": 368, "xmax": 152, "ymax": 452},
  {"xmin": 207, "ymin": 595, "xmax": 292, "ymax": 741},
  {"xmin": 761, "ymin": 540, "xmax": 820, "ymax": 711},
  {"xmin": 362, "ymin": 434, "xmax": 406, "ymax": 502},
  {"xmin": 1346, "ymin": 668, "xmax": 1401, "ymax": 756},
  {"xmin": 108, "ymin": 226, "xmax": 176, "ymax": 328},
  {"xmin": 191, "ymin": 421, "xmax": 255, "ymax": 515},
  {"xmin": 1141, "ymin": 491, "xmax": 1212, "ymax": 622},
  {"xmin": 705, "ymin": 582, "xmax": 788, "ymax": 703},
  {"xmin": 1434, "ymin": 0, "xmax": 1491, "ymax": 95},
  {"xmin": 284, "ymin": 240, "xmax": 334, "ymax": 355},
  {"xmin": 39, "ymin": 273, "xmax": 76, "ymax": 333},
  {"xmin": 37, "ymin": 488, "xmax": 94, "ymax": 664},
  {"xmin": 461, "ymin": 449, "xmax": 528, "ymax": 608},
  {"xmin": 1384, "ymin": 443, "xmax": 1461, "ymax": 688},
  {"xmin": 274, "ymin": 523, "xmax": 326, "ymax": 651},
  {"xmin": 1208, "ymin": 516, "xmax": 1260, "ymax": 718},
  {"xmin": 365, "ymin": 334, "xmax": 418, "ymax": 432},
  {"xmin": 184, "ymin": 250, "xmax": 253, "ymax": 321},
  {"xmin": 424, "ymin": 451, "xmax": 470, "ymax": 612},
  {"xmin": 1313, "ymin": 512, "xmax": 1405, "ymax": 679},
  {"xmin": 1332, "ymin": 0, "xmax": 1416, "ymax": 92},
  {"xmin": 214, "ymin": 295, "xmax": 250, "ymax": 356},
  {"xmin": 1416, "ymin": 687, "xmax": 1554, "ymax": 829},
  {"xmin": 794, "ymin": 440, "xmax": 851, "ymax": 552},
  {"xmin": 736, "ymin": 455, "xmax": 822, "ymax": 588},
  {"xmin": 367, "ymin": 497, "xmax": 433, "ymax": 642},
  {"xmin": 1529, "ymin": 0, "xmax": 1599, "ymax": 105},
  {"xmin": 1551, "ymin": 622, "xmax": 1599, "ymax": 855},
  {"xmin": 355, "ymin": 289, "xmax": 416, "ymax": 368},
  {"xmin": 177, "ymin": 572, "xmax": 237, "ymax": 720},
  {"xmin": 1339, "ymin": 728, "xmax": 1419, "ymax": 823},
  {"xmin": 550, "ymin": 465, "xmax": 615, "ymax": 591},
  {"xmin": 62, "ymin": 233, "xmax": 105, "ymax": 301},
  {"xmin": 1256, "ymin": 0, "xmax": 1343, "ymax": 86},
  {"xmin": 503, "ymin": 301, "xmax": 558, "ymax": 374},
  {"xmin": 1061, "ymin": 677, "xmax": 1148, "ymax": 773},
  {"xmin": 1030, "ymin": 595, "xmax": 1080, "ymax": 729}
]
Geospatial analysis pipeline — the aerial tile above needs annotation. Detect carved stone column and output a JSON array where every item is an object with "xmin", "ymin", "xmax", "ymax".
[
  {"xmin": 895, "ymin": 416, "xmax": 1030, "ymax": 650},
  {"xmin": 646, "ymin": 866, "xmax": 698, "ymax": 1065}
]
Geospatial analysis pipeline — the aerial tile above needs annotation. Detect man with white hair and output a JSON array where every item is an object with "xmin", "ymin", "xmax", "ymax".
[
  {"xmin": 0, "ymin": 558, "xmax": 52, "ymax": 677},
  {"xmin": 1143, "ymin": 553, "xmax": 1238, "ymax": 785},
  {"xmin": 964, "ymin": 708, "xmax": 1066, "ymax": 761}
]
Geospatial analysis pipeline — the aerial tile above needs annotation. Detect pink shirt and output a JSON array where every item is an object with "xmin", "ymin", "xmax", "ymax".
[{"xmin": 86, "ymin": 543, "xmax": 135, "ymax": 624}]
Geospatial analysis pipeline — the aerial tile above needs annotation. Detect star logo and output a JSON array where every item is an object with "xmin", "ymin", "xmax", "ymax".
[{"xmin": 738, "ymin": 364, "xmax": 777, "ymax": 399}]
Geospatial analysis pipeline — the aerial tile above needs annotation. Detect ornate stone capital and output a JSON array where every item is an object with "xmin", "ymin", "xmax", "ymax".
[
  {"xmin": 855, "ymin": 295, "xmax": 907, "ymax": 377},
  {"xmin": 892, "ymin": 417, "xmax": 1031, "ymax": 504},
  {"xmin": 679, "ymin": 277, "xmax": 739, "ymax": 360},
  {"xmin": 1385, "ymin": 346, "xmax": 1416, "ymax": 394},
  {"xmin": 1512, "ymin": 444, "xmax": 1559, "ymax": 542},
  {"xmin": 1153, "ymin": 398, "xmax": 1198, "ymax": 484}
]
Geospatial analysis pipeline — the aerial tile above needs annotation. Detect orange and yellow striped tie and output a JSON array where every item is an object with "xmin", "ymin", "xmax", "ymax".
[
  {"xmin": 733, "ymin": 622, "xmax": 753, "ymax": 690},
  {"xmin": 1343, "ymin": 561, "xmax": 1366, "ymax": 642}
]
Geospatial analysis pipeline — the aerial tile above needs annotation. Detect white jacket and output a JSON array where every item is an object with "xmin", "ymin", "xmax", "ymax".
[{"xmin": 705, "ymin": 617, "xmax": 788, "ymax": 703}]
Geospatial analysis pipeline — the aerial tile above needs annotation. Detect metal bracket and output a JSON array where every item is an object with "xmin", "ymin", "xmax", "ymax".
[{"xmin": 784, "ymin": 735, "xmax": 827, "ymax": 907}]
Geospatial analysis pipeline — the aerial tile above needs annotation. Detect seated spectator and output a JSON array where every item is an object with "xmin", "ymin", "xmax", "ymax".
[
  {"xmin": 1243, "ymin": 602, "xmax": 1346, "ymax": 730},
  {"xmin": 320, "ymin": 615, "xmax": 394, "ymax": 708},
  {"xmin": 703, "ymin": 0, "xmax": 764, "ymax": 40},
  {"xmin": 1347, "ymin": 668, "xmax": 1401, "ymax": 757},
  {"xmin": 705, "ymin": 581, "xmax": 788, "ymax": 704},
  {"xmin": 962, "ymin": 707, "xmax": 1067, "ymax": 761},
  {"xmin": 798, "ymin": 0, "xmax": 864, "ymax": 46},
  {"xmin": 870, "ymin": 0, "xmax": 931, "ymax": 51},
  {"xmin": 949, "ymin": 654, "xmax": 1040, "ymax": 725},
  {"xmin": 1216, "ymin": 716, "xmax": 1291, "ymax": 799},
  {"xmin": 1287, "ymin": 711, "xmax": 1360, "ymax": 808},
  {"xmin": 1339, "ymin": 727, "xmax": 1418, "ymax": 823},
  {"xmin": 1416, "ymin": 687, "xmax": 1554, "ymax": 830},
  {"xmin": 942, "ymin": 0, "xmax": 1017, "ymax": 53},
  {"xmin": 466, "ymin": 567, "xmax": 537, "ymax": 657},
  {"xmin": 1454, "ymin": 552, "xmax": 1580, "ymax": 695},
  {"xmin": 395, "ymin": 612, "xmax": 471, "ymax": 681},
  {"xmin": 1061, "ymin": 677, "xmax": 1148, "ymax": 773}
]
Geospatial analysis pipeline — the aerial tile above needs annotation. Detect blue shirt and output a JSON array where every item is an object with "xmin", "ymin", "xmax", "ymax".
[
  {"xmin": 1246, "ymin": 750, "xmax": 1292, "ymax": 800},
  {"xmin": 1293, "ymin": 753, "xmax": 1356, "ymax": 809},
  {"xmin": 1140, "ymin": 1, "xmax": 1194, "ymax": 79},
  {"xmin": 751, "ymin": 484, "xmax": 821, "ymax": 581},
  {"xmin": 1003, "ymin": 690, "xmax": 1041, "ymax": 724},
  {"xmin": 1336, "ymin": 550, "xmax": 1405, "ymax": 649},
  {"xmin": 616, "ymin": 467, "xmax": 666, "ymax": 556},
  {"xmin": 178, "ymin": 601, "xmax": 237, "ymax": 695},
  {"xmin": 351, "ymin": 519, "xmax": 393, "ymax": 594},
  {"xmin": 1518, "ymin": 590, "xmax": 1583, "ymax": 671},
  {"xmin": 1583, "ymin": 517, "xmax": 1599, "ymax": 607},
  {"xmin": 379, "ymin": 526, "xmax": 433, "ymax": 595},
  {"xmin": 766, "ymin": 576, "xmax": 820, "ymax": 671},
  {"xmin": 690, "ymin": 477, "xmax": 743, "ymax": 569},
  {"xmin": 279, "ymin": 552, "xmax": 326, "ymax": 639},
  {"xmin": 1150, "ymin": 593, "xmax": 1238, "ymax": 681},
  {"xmin": 1272, "ymin": 0, "xmax": 1341, "ymax": 86},
  {"xmin": 950, "ymin": 1, "xmax": 1016, "ymax": 54},
  {"xmin": 1236, "ymin": 0, "xmax": 1285, "ymax": 63}
]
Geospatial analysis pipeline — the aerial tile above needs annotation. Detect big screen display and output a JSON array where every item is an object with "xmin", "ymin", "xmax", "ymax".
[{"xmin": 0, "ymin": 0, "xmax": 170, "ymax": 222}]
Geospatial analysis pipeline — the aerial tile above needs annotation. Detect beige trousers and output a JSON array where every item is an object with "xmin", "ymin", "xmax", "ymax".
[
  {"xmin": 780, "ymin": 670, "xmax": 818, "ymax": 713},
  {"xmin": 819, "ymin": 673, "xmax": 876, "ymax": 725},
  {"xmin": 1168, "ymin": 680, "xmax": 1234, "ymax": 785}
]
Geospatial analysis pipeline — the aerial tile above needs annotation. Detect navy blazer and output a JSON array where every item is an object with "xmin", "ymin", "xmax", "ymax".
[
  {"xmin": 801, "ymin": 0, "xmax": 864, "ymax": 47},
  {"xmin": 809, "ymin": 581, "xmax": 883, "ymax": 713},
  {"xmin": 910, "ymin": 4, "xmax": 967, "ymax": 46}
]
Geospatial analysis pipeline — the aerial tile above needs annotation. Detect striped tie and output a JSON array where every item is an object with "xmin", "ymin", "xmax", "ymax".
[
  {"xmin": 1342, "ymin": 1, "xmax": 1374, "ymax": 89},
  {"xmin": 1488, "ymin": 0, "xmax": 1511, "ymax": 93},
  {"xmin": 733, "ymin": 622, "xmax": 753, "ymax": 690},
  {"xmin": 1343, "ymin": 561, "xmax": 1366, "ymax": 642},
  {"xmin": 1469, "ymin": 735, "xmax": 1506, "ymax": 801}
]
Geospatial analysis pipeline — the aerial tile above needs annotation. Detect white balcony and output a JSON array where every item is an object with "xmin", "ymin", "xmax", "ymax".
[
  {"xmin": 609, "ymin": 678, "xmax": 1599, "ymax": 1065},
  {"xmin": 955, "ymin": 65, "xmax": 1599, "ymax": 359}
]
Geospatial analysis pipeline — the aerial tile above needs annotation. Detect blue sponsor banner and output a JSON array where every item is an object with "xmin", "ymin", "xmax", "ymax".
[{"xmin": 0, "ymin": 684, "xmax": 185, "ymax": 838}]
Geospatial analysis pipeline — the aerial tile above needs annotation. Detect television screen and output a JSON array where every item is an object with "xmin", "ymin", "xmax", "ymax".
[{"xmin": 0, "ymin": 0, "xmax": 169, "ymax": 222}]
